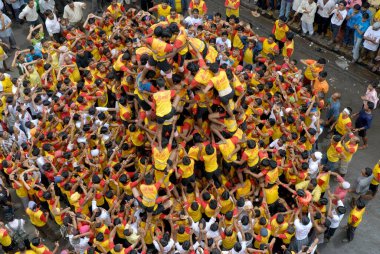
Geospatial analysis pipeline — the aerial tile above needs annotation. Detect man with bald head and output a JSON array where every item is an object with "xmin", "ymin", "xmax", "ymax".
[{"xmin": 325, "ymin": 92, "xmax": 341, "ymax": 128}]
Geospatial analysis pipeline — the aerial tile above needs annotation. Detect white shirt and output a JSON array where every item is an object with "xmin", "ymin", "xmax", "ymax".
[
  {"xmin": 183, "ymin": 16, "xmax": 203, "ymax": 27},
  {"xmin": 68, "ymin": 235, "xmax": 90, "ymax": 254},
  {"xmin": 216, "ymin": 37, "xmax": 232, "ymax": 51},
  {"xmin": 63, "ymin": 2, "xmax": 86, "ymax": 24},
  {"xmin": 153, "ymin": 238, "xmax": 174, "ymax": 253},
  {"xmin": 39, "ymin": 0, "xmax": 55, "ymax": 14},
  {"xmin": 294, "ymin": 215, "xmax": 312, "ymax": 240},
  {"xmin": 363, "ymin": 26, "xmax": 380, "ymax": 51},
  {"xmin": 297, "ymin": 1, "xmax": 317, "ymax": 23},
  {"xmin": 329, "ymin": 200, "xmax": 345, "ymax": 228},
  {"xmin": 19, "ymin": 4, "xmax": 38, "ymax": 21},
  {"xmin": 6, "ymin": 218, "xmax": 26, "ymax": 233},
  {"xmin": 317, "ymin": 0, "xmax": 335, "ymax": 18},
  {"xmin": 330, "ymin": 8, "xmax": 348, "ymax": 26},
  {"xmin": 308, "ymin": 157, "xmax": 321, "ymax": 179},
  {"xmin": 269, "ymin": 139, "xmax": 285, "ymax": 150},
  {"xmin": 45, "ymin": 14, "xmax": 60, "ymax": 36}
]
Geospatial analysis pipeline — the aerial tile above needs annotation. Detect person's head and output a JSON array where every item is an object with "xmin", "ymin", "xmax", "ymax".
[
  {"xmin": 67, "ymin": 0, "xmax": 74, "ymax": 8},
  {"xmin": 353, "ymin": 4, "xmax": 361, "ymax": 13},
  {"xmin": 192, "ymin": 8, "xmax": 199, "ymax": 18},
  {"xmin": 342, "ymin": 107, "xmax": 352, "ymax": 117},
  {"xmin": 336, "ymin": 206, "xmax": 347, "ymax": 215},
  {"xmin": 338, "ymin": 1, "xmax": 347, "ymax": 10},
  {"xmin": 318, "ymin": 71, "xmax": 327, "ymax": 81},
  {"xmin": 28, "ymin": 0, "xmax": 34, "ymax": 8},
  {"xmin": 332, "ymin": 92, "xmax": 341, "ymax": 101},
  {"xmin": 332, "ymin": 134, "xmax": 342, "ymax": 144},
  {"xmin": 267, "ymin": 34, "xmax": 275, "ymax": 44},
  {"xmin": 374, "ymin": 22, "xmax": 380, "ymax": 33},
  {"xmin": 316, "ymin": 58, "xmax": 326, "ymax": 67},
  {"xmin": 45, "ymin": 9, "xmax": 54, "ymax": 20},
  {"xmin": 364, "ymin": 100, "xmax": 375, "ymax": 111},
  {"xmin": 278, "ymin": 16, "xmax": 287, "ymax": 26},
  {"xmin": 286, "ymin": 31, "xmax": 294, "ymax": 41},
  {"xmin": 356, "ymin": 198, "xmax": 366, "ymax": 209},
  {"xmin": 363, "ymin": 167, "xmax": 373, "ymax": 177},
  {"xmin": 301, "ymin": 216, "xmax": 310, "ymax": 226}
]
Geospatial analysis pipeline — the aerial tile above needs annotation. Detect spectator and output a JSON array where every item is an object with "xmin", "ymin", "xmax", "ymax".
[
  {"xmin": 352, "ymin": 12, "xmax": 370, "ymax": 63},
  {"xmin": 361, "ymin": 83, "xmax": 378, "ymax": 109},
  {"xmin": 216, "ymin": 31, "xmax": 232, "ymax": 52},
  {"xmin": 295, "ymin": 0, "xmax": 317, "ymax": 37},
  {"xmin": 316, "ymin": 0, "xmax": 335, "ymax": 38},
  {"xmin": 5, "ymin": 0, "xmax": 23, "ymax": 23},
  {"xmin": 329, "ymin": 1, "xmax": 348, "ymax": 47},
  {"xmin": 0, "ymin": 10, "xmax": 18, "ymax": 51},
  {"xmin": 39, "ymin": 0, "xmax": 56, "ymax": 15},
  {"xmin": 343, "ymin": 4, "xmax": 362, "ymax": 48},
  {"xmin": 19, "ymin": 0, "xmax": 40, "ymax": 26},
  {"xmin": 359, "ymin": 22, "xmax": 380, "ymax": 64},
  {"xmin": 63, "ymin": 0, "xmax": 86, "ymax": 27},
  {"xmin": 279, "ymin": 0, "xmax": 293, "ymax": 19},
  {"xmin": 45, "ymin": 9, "xmax": 62, "ymax": 42}
]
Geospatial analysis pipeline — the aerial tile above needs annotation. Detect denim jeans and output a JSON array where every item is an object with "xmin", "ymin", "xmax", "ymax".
[
  {"xmin": 331, "ymin": 24, "xmax": 341, "ymax": 40},
  {"xmin": 352, "ymin": 36, "xmax": 363, "ymax": 61},
  {"xmin": 343, "ymin": 27, "xmax": 355, "ymax": 45},
  {"xmin": 279, "ymin": 0, "xmax": 292, "ymax": 18}
]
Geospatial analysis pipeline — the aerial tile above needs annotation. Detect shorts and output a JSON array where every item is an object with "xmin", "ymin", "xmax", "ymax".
[
  {"xmin": 248, "ymin": 163, "xmax": 260, "ymax": 174},
  {"xmin": 182, "ymin": 174, "xmax": 196, "ymax": 186},
  {"xmin": 196, "ymin": 106, "xmax": 208, "ymax": 121},
  {"xmin": 219, "ymin": 90, "xmax": 234, "ymax": 105},
  {"xmin": 357, "ymin": 128, "xmax": 367, "ymax": 137},
  {"xmin": 204, "ymin": 169, "xmax": 221, "ymax": 180},
  {"xmin": 173, "ymin": 53, "xmax": 186, "ymax": 67},
  {"xmin": 369, "ymin": 183, "xmax": 378, "ymax": 195},
  {"xmin": 135, "ymin": 95, "xmax": 152, "ymax": 111},
  {"xmin": 148, "ymin": 57, "xmax": 171, "ymax": 72},
  {"xmin": 338, "ymin": 160, "xmax": 350, "ymax": 175},
  {"xmin": 156, "ymin": 108, "xmax": 176, "ymax": 124}
]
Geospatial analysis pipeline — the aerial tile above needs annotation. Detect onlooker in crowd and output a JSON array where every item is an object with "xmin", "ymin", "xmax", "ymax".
[
  {"xmin": 343, "ymin": 4, "xmax": 362, "ymax": 48},
  {"xmin": 5, "ymin": 0, "xmax": 23, "ymax": 23},
  {"xmin": 63, "ymin": 0, "xmax": 86, "ymax": 27},
  {"xmin": 39, "ymin": 0, "xmax": 56, "ymax": 16},
  {"xmin": 279, "ymin": 0, "xmax": 293, "ymax": 20},
  {"xmin": 329, "ymin": 1, "xmax": 348, "ymax": 48},
  {"xmin": 0, "ymin": 10, "xmax": 18, "ymax": 51},
  {"xmin": 295, "ymin": 0, "xmax": 317, "ymax": 37},
  {"xmin": 44, "ymin": 9, "xmax": 62, "ymax": 42},
  {"xmin": 352, "ymin": 12, "xmax": 370, "ymax": 63},
  {"xmin": 19, "ymin": 0, "xmax": 40, "ymax": 26},
  {"xmin": 315, "ymin": 0, "xmax": 335, "ymax": 38},
  {"xmin": 359, "ymin": 22, "xmax": 380, "ymax": 64}
]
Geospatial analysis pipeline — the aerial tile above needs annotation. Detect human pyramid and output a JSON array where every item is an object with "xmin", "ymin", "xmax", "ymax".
[{"xmin": 0, "ymin": 0, "xmax": 378, "ymax": 254}]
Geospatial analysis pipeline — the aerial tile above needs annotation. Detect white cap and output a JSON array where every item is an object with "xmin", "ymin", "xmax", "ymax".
[
  {"xmin": 314, "ymin": 152, "xmax": 322, "ymax": 160},
  {"xmin": 342, "ymin": 181, "xmax": 351, "ymax": 189}
]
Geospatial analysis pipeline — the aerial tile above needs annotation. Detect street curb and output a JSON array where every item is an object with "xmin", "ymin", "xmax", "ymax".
[{"xmin": 240, "ymin": 1, "xmax": 377, "ymax": 72}]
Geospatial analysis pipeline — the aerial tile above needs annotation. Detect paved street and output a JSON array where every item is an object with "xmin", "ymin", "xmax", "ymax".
[{"xmin": 2, "ymin": 0, "xmax": 380, "ymax": 253}]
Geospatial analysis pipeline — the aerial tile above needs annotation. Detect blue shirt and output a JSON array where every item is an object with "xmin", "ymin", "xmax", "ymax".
[
  {"xmin": 354, "ymin": 19, "xmax": 370, "ymax": 39},
  {"xmin": 326, "ymin": 98, "xmax": 341, "ymax": 121},
  {"xmin": 355, "ymin": 109, "xmax": 373, "ymax": 130},
  {"xmin": 347, "ymin": 9, "xmax": 362, "ymax": 28}
]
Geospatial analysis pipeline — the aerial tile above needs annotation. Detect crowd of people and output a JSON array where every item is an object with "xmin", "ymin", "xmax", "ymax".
[
  {"xmin": 248, "ymin": 0, "xmax": 380, "ymax": 71},
  {"xmin": 0, "ymin": 0, "xmax": 378, "ymax": 253}
]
